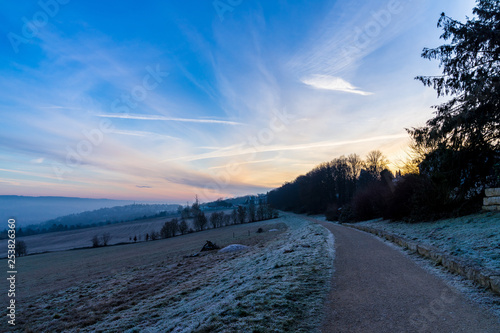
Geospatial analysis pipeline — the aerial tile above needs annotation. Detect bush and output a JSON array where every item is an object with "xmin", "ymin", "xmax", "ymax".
[
  {"xmin": 16, "ymin": 240, "xmax": 27, "ymax": 256},
  {"xmin": 338, "ymin": 205, "xmax": 355, "ymax": 223},
  {"xmin": 101, "ymin": 233, "xmax": 111, "ymax": 246},
  {"xmin": 91, "ymin": 235, "xmax": 100, "ymax": 247},
  {"xmin": 324, "ymin": 203, "xmax": 341, "ymax": 222},
  {"xmin": 161, "ymin": 219, "xmax": 179, "ymax": 238},
  {"xmin": 384, "ymin": 174, "xmax": 422, "ymax": 221},
  {"xmin": 352, "ymin": 182, "xmax": 389, "ymax": 221},
  {"xmin": 178, "ymin": 219, "xmax": 188, "ymax": 235}
]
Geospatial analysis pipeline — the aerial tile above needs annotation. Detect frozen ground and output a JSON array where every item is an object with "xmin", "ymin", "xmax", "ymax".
[
  {"xmin": 0, "ymin": 210, "xmax": 233, "ymax": 257},
  {"xmin": 7, "ymin": 215, "xmax": 335, "ymax": 332},
  {"xmin": 358, "ymin": 211, "xmax": 500, "ymax": 272}
]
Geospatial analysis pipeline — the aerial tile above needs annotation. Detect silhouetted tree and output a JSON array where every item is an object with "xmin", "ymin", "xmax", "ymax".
[
  {"xmin": 15, "ymin": 240, "xmax": 27, "ymax": 257},
  {"xmin": 237, "ymin": 206, "xmax": 247, "ymax": 224},
  {"xmin": 257, "ymin": 199, "xmax": 265, "ymax": 221},
  {"xmin": 150, "ymin": 231, "xmax": 160, "ymax": 240},
  {"xmin": 409, "ymin": 0, "xmax": 500, "ymax": 196},
  {"xmin": 248, "ymin": 200, "xmax": 256, "ymax": 222},
  {"xmin": 365, "ymin": 150, "xmax": 389, "ymax": 179},
  {"xmin": 223, "ymin": 213, "xmax": 231, "ymax": 226},
  {"xmin": 101, "ymin": 233, "xmax": 111, "ymax": 246},
  {"xmin": 194, "ymin": 212, "xmax": 208, "ymax": 231},
  {"xmin": 231, "ymin": 208, "xmax": 238, "ymax": 224},
  {"xmin": 209, "ymin": 212, "xmax": 224, "ymax": 229},
  {"xmin": 91, "ymin": 235, "xmax": 100, "ymax": 247},
  {"xmin": 178, "ymin": 219, "xmax": 188, "ymax": 235},
  {"xmin": 161, "ymin": 219, "xmax": 179, "ymax": 238},
  {"xmin": 181, "ymin": 206, "xmax": 191, "ymax": 220}
]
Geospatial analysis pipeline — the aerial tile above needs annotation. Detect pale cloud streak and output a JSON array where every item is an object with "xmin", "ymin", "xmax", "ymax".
[
  {"xmin": 164, "ymin": 134, "xmax": 408, "ymax": 163},
  {"xmin": 98, "ymin": 113, "xmax": 243, "ymax": 126},
  {"xmin": 302, "ymin": 75, "xmax": 373, "ymax": 95},
  {"xmin": 109, "ymin": 129, "xmax": 180, "ymax": 141}
]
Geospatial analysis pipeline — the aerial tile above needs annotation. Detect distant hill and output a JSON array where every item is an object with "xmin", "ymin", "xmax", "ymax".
[
  {"xmin": 0, "ymin": 196, "xmax": 139, "ymax": 227},
  {"xmin": 43, "ymin": 203, "xmax": 181, "ymax": 228}
]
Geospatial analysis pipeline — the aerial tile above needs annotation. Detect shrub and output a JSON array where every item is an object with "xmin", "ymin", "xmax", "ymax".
[
  {"xmin": 352, "ymin": 182, "xmax": 390, "ymax": 221},
  {"xmin": 91, "ymin": 235, "xmax": 100, "ymax": 247},
  {"xmin": 16, "ymin": 240, "xmax": 28, "ymax": 256},
  {"xmin": 178, "ymin": 219, "xmax": 188, "ymax": 235},
  {"xmin": 324, "ymin": 204, "xmax": 339, "ymax": 222},
  {"xmin": 101, "ymin": 233, "xmax": 111, "ymax": 246},
  {"xmin": 160, "ymin": 219, "xmax": 179, "ymax": 238}
]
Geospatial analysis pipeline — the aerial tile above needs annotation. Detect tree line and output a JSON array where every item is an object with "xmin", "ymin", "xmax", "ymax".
[
  {"xmin": 97, "ymin": 197, "xmax": 279, "ymax": 247},
  {"xmin": 267, "ymin": 150, "xmax": 399, "ymax": 221}
]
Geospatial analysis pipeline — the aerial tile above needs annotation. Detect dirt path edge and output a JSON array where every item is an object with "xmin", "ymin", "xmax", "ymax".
[{"xmin": 342, "ymin": 222, "xmax": 500, "ymax": 296}]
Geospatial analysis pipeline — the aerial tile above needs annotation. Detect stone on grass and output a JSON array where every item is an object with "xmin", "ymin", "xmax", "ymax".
[{"xmin": 219, "ymin": 244, "xmax": 250, "ymax": 253}]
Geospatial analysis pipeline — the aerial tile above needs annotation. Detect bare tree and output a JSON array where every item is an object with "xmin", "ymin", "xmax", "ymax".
[
  {"xmin": 178, "ymin": 219, "xmax": 188, "ymax": 235},
  {"xmin": 91, "ymin": 235, "xmax": 100, "ymax": 247},
  {"xmin": 257, "ymin": 199, "xmax": 266, "ymax": 221},
  {"xmin": 237, "ymin": 206, "xmax": 247, "ymax": 224},
  {"xmin": 223, "ymin": 213, "xmax": 231, "ymax": 227},
  {"xmin": 15, "ymin": 240, "xmax": 27, "ymax": 256},
  {"xmin": 365, "ymin": 150, "xmax": 389, "ymax": 177},
  {"xmin": 194, "ymin": 212, "xmax": 208, "ymax": 231},
  {"xmin": 248, "ymin": 200, "xmax": 256, "ymax": 222},
  {"xmin": 231, "ymin": 208, "xmax": 238, "ymax": 225},
  {"xmin": 209, "ymin": 212, "xmax": 224, "ymax": 229},
  {"xmin": 161, "ymin": 219, "xmax": 179, "ymax": 238},
  {"xmin": 150, "ymin": 231, "xmax": 160, "ymax": 240},
  {"xmin": 396, "ymin": 137, "xmax": 437, "ymax": 175},
  {"xmin": 347, "ymin": 153, "xmax": 364, "ymax": 179},
  {"xmin": 101, "ymin": 233, "xmax": 111, "ymax": 246}
]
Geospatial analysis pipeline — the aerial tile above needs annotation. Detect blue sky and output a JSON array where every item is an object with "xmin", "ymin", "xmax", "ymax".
[{"xmin": 0, "ymin": 0, "xmax": 476, "ymax": 202}]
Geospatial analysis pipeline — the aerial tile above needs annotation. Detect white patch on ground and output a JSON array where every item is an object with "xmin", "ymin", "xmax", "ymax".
[
  {"xmin": 218, "ymin": 244, "xmax": 250, "ymax": 253},
  {"xmin": 358, "ymin": 212, "xmax": 500, "ymax": 272}
]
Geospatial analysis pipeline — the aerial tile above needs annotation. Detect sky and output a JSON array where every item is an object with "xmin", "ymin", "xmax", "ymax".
[{"xmin": 0, "ymin": 0, "xmax": 477, "ymax": 203}]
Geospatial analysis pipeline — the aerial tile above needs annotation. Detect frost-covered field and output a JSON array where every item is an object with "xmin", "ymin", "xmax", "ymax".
[
  {"xmin": 7, "ymin": 215, "xmax": 334, "ymax": 332},
  {"xmin": 358, "ymin": 211, "xmax": 500, "ymax": 272},
  {"xmin": 0, "ymin": 210, "xmax": 232, "ymax": 257}
]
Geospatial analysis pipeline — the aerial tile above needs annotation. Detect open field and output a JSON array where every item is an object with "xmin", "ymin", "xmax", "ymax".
[
  {"xmin": 0, "ymin": 215, "xmax": 334, "ymax": 332},
  {"xmin": 0, "ymin": 210, "xmax": 233, "ymax": 257},
  {"xmin": 357, "ymin": 211, "xmax": 500, "ymax": 272}
]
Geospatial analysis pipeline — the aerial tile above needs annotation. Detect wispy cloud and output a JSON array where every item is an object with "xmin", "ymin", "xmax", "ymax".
[
  {"xmin": 207, "ymin": 158, "xmax": 276, "ymax": 170},
  {"xmin": 110, "ymin": 129, "xmax": 180, "ymax": 141},
  {"xmin": 98, "ymin": 113, "xmax": 242, "ymax": 126},
  {"xmin": 302, "ymin": 75, "xmax": 372, "ymax": 95},
  {"xmin": 39, "ymin": 106, "xmax": 83, "ymax": 110},
  {"xmin": 164, "ymin": 134, "xmax": 408, "ymax": 162},
  {"xmin": 30, "ymin": 158, "xmax": 45, "ymax": 164}
]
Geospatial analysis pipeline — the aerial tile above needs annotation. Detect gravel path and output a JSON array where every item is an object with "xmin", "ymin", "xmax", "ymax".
[{"xmin": 311, "ymin": 218, "xmax": 500, "ymax": 333}]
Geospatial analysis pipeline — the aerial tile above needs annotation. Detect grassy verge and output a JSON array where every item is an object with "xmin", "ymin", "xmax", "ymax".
[
  {"xmin": 7, "ymin": 215, "xmax": 334, "ymax": 332},
  {"xmin": 357, "ymin": 211, "xmax": 500, "ymax": 272}
]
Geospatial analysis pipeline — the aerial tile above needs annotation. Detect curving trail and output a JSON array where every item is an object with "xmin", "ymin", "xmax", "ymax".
[{"xmin": 307, "ymin": 217, "xmax": 499, "ymax": 333}]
